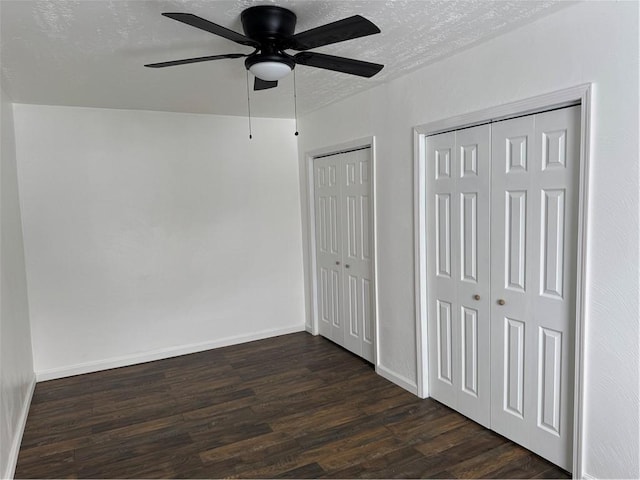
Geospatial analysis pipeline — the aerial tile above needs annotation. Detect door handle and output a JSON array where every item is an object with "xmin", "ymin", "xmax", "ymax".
[
  {"xmin": 473, "ymin": 294, "xmax": 481, "ymax": 301},
  {"xmin": 497, "ymin": 299, "xmax": 506, "ymax": 305},
  {"xmin": 345, "ymin": 264, "xmax": 350, "ymax": 269},
  {"xmin": 335, "ymin": 261, "xmax": 340, "ymax": 265}
]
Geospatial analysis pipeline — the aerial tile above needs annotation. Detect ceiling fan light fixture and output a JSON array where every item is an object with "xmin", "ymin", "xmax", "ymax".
[
  {"xmin": 249, "ymin": 60, "xmax": 292, "ymax": 81},
  {"xmin": 148, "ymin": 7, "xmax": 384, "ymax": 92}
]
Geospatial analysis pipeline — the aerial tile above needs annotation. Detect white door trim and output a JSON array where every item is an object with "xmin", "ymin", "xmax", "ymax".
[
  {"xmin": 305, "ymin": 137, "xmax": 379, "ymax": 366},
  {"xmin": 413, "ymin": 84, "xmax": 592, "ymax": 478}
]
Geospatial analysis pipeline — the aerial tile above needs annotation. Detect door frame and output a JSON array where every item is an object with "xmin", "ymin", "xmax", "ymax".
[
  {"xmin": 413, "ymin": 84, "xmax": 592, "ymax": 477},
  {"xmin": 304, "ymin": 136, "xmax": 379, "ymax": 365}
]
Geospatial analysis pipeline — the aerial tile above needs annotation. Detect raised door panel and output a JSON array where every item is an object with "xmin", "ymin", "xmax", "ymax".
[
  {"xmin": 461, "ymin": 306, "xmax": 478, "ymax": 396},
  {"xmin": 505, "ymin": 190, "xmax": 527, "ymax": 292},
  {"xmin": 436, "ymin": 193, "xmax": 452, "ymax": 278},
  {"xmin": 436, "ymin": 299, "xmax": 453, "ymax": 385},
  {"xmin": 537, "ymin": 327, "xmax": 562, "ymax": 436},
  {"xmin": 504, "ymin": 317, "xmax": 526, "ymax": 419}
]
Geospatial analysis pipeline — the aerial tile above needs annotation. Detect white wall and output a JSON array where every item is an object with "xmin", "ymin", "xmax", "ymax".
[
  {"xmin": 297, "ymin": 2, "xmax": 638, "ymax": 478},
  {"xmin": 0, "ymin": 86, "xmax": 35, "ymax": 478},
  {"xmin": 13, "ymin": 105, "xmax": 305, "ymax": 379}
]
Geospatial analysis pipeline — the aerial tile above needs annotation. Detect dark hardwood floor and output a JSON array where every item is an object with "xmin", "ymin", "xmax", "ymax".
[{"xmin": 16, "ymin": 332, "xmax": 569, "ymax": 479}]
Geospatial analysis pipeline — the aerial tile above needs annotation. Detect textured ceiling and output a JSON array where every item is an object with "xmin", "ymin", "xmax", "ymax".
[{"xmin": 0, "ymin": 1, "xmax": 570, "ymax": 118}]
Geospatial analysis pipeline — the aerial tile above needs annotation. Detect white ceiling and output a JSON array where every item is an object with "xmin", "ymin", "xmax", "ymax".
[{"xmin": 0, "ymin": 0, "xmax": 570, "ymax": 118}]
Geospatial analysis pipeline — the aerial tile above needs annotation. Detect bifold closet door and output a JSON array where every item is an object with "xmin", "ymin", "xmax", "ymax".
[
  {"xmin": 314, "ymin": 148, "xmax": 374, "ymax": 362},
  {"xmin": 426, "ymin": 124, "xmax": 492, "ymax": 427},
  {"xmin": 490, "ymin": 106, "xmax": 580, "ymax": 471},
  {"xmin": 425, "ymin": 105, "xmax": 579, "ymax": 471},
  {"xmin": 314, "ymin": 155, "xmax": 343, "ymax": 344}
]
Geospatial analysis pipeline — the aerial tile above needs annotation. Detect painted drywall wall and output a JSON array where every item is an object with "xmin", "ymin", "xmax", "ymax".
[
  {"xmin": 0, "ymin": 86, "xmax": 35, "ymax": 478},
  {"xmin": 13, "ymin": 105, "xmax": 305, "ymax": 378},
  {"xmin": 297, "ymin": 2, "xmax": 639, "ymax": 478}
]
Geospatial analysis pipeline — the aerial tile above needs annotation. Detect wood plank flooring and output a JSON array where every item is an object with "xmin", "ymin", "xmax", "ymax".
[{"xmin": 16, "ymin": 332, "xmax": 569, "ymax": 479}]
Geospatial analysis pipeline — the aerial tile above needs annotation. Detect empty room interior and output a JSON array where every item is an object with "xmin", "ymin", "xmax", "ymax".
[{"xmin": 1, "ymin": 1, "xmax": 638, "ymax": 479}]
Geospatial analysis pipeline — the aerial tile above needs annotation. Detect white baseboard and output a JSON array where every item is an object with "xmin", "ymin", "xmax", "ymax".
[
  {"xmin": 376, "ymin": 364, "xmax": 418, "ymax": 395},
  {"xmin": 4, "ymin": 375, "xmax": 36, "ymax": 480},
  {"xmin": 36, "ymin": 325, "xmax": 305, "ymax": 382}
]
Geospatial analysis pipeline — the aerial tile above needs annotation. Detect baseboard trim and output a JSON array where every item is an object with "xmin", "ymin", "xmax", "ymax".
[
  {"xmin": 35, "ymin": 325, "xmax": 305, "ymax": 382},
  {"xmin": 4, "ymin": 374, "xmax": 36, "ymax": 480},
  {"xmin": 376, "ymin": 364, "xmax": 418, "ymax": 395}
]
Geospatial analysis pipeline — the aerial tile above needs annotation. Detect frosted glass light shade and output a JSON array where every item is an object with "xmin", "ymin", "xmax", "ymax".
[{"xmin": 249, "ymin": 61, "xmax": 292, "ymax": 81}]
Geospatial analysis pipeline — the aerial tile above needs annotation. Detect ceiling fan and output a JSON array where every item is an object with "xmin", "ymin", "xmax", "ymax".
[{"xmin": 145, "ymin": 5, "xmax": 384, "ymax": 91}]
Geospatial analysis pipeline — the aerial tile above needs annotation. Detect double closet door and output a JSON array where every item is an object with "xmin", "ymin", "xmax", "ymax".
[
  {"xmin": 426, "ymin": 106, "xmax": 580, "ymax": 471},
  {"xmin": 314, "ymin": 147, "xmax": 375, "ymax": 362}
]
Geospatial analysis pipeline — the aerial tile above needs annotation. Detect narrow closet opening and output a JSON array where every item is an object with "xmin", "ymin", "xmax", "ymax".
[{"xmin": 312, "ymin": 145, "xmax": 375, "ymax": 363}]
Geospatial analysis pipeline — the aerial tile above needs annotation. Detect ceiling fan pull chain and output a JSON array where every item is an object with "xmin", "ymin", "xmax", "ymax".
[
  {"xmin": 245, "ymin": 71, "xmax": 253, "ymax": 139},
  {"xmin": 293, "ymin": 69, "xmax": 299, "ymax": 137}
]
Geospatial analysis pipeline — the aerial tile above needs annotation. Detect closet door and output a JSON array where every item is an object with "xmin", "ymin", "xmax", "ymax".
[
  {"xmin": 340, "ymin": 148, "xmax": 375, "ymax": 362},
  {"xmin": 426, "ymin": 125, "xmax": 491, "ymax": 427},
  {"xmin": 490, "ymin": 106, "xmax": 579, "ymax": 471},
  {"xmin": 314, "ymin": 155, "xmax": 344, "ymax": 344},
  {"xmin": 314, "ymin": 148, "xmax": 375, "ymax": 362}
]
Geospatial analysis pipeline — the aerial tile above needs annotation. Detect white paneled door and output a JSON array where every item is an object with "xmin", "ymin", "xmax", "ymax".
[
  {"xmin": 314, "ymin": 148, "xmax": 374, "ymax": 362},
  {"xmin": 426, "ymin": 106, "xmax": 580, "ymax": 471},
  {"xmin": 426, "ymin": 124, "xmax": 492, "ymax": 428},
  {"xmin": 490, "ymin": 106, "xmax": 579, "ymax": 470}
]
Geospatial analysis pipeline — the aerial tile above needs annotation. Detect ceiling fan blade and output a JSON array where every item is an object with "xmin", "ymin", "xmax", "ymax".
[
  {"xmin": 288, "ymin": 15, "xmax": 380, "ymax": 51},
  {"xmin": 145, "ymin": 53, "xmax": 247, "ymax": 68},
  {"xmin": 294, "ymin": 52, "xmax": 383, "ymax": 78},
  {"xmin": 254, "ymin": 77, "xmax": 278, "ymax": 91},
  {"xmin": 162, "ymin": 13, "xmax": 259, "ymax": 47}
]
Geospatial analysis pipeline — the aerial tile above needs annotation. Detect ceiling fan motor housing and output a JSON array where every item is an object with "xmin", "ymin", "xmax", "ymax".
[
  {"xmin": 242, "ymin": 6, "xmax": 297, "ymax": 72},
  {"xmin": 241, "ymin": 6, "xmax": 297, "ymax": 43}
]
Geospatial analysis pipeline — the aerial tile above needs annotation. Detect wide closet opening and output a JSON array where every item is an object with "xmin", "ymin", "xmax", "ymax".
[
  {"xmin": 414, "ymin": 86, "xmax": 591, "ymax": 475},
  {"xmin": 309, "ymin": 142, "xmax": 376, "ymax": 364}
]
